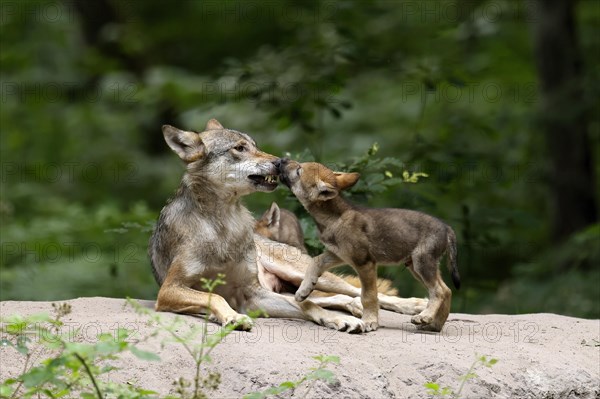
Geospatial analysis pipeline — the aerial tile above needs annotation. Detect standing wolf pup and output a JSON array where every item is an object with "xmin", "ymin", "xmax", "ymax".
[
  {"xmin": 278, "ymin": 159, "xmax": 460, "ymax": 332},
  {"xmin": 255, "ymin": 201, "xmax": 405, "ymax": 299},
  {"xmin": 149, "ymin": 119, "xmax": 366, "ymax": 333}
]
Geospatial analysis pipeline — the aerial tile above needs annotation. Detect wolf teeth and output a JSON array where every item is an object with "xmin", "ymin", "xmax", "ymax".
[{"xmin": 265, "ymin": 175, "xmax": 276, "ymax": 183}]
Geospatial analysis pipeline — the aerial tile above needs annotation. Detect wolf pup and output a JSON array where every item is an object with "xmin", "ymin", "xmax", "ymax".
[
  {"xmin": 278, "ymin": 159, "xmax": 460, "ymax": 332},
  {"xmin": 255, "ymin": 202, "xmax": 403, "ymax": 298},
  {"xmin": 148, "ymin": 120, "xmax": 365, "ymax": 333},
  {"xmin": 255, "ymin": 202, "xmax": 308, "ymax": 253}
]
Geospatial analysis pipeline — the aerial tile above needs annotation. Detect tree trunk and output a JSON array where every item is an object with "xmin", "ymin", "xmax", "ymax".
[{"xmin": 532, "ymin": 0, "xmax": 597, "ymax": 246}]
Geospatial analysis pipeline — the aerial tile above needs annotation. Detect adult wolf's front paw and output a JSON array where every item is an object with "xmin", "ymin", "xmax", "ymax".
[
  {"xmin": 294, "ymin": 281, "xmax": 315, "ymax": 302},
  {"xmin": 223, "ymin": 313, "xmax": 254, "ymax": 331},
  {"xmin": 322, "ymin": 315, "xmax": 365, "ymax": 334}
]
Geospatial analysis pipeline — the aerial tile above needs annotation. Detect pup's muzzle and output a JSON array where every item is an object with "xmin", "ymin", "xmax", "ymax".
[{"xmin": 276, "ymin": 158, "xmax": 291, "ymax": 187}]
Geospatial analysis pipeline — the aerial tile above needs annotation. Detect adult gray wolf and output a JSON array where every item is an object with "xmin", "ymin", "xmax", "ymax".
[{"xmin": 149, "ymin": 119, "xmax": 369, "ymax": 332}]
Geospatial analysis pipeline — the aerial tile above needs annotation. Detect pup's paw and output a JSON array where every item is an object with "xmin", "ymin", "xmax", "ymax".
[
  {"xmin": 410, "ymin": 314, "xmax": 440, "ymax": 331},
  {"xmin": 363, "ymin": 319, "xmax": 379, "ymax": 332},
  {"xmin": 294, "ymin": 281, "xmax": 315, "ymax": 302},
  {"xmin": 322, "ymin": 315, "xmax": 365, "ymax": 334},
  {"xmin": 223, "ymin": 313, "xmax": 254, "ymax": 331}
]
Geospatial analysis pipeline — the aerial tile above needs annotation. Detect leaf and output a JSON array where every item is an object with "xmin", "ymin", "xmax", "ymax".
[
  {"xmin": 368, "ymin": 142, "xmax": 379, "ymax": 156},
  {"xmin": 0, "ymin": 384, "xmax": 14, "ymax": 397},
  {"xmin": 21, "ymin": 367, "xmax": 54, "ymax": 388},
  {"xmin": 308, "ymin": 368, "xmax": 335, "ymax": 382},
  {"xmin": 5, "ymin": 321, "xmax": 26, "ymax": 335},
  {"xmin": 130, "ymin": 346, "xmax": 160, "ymax": 361},
  {"xmin": 424, "ymin": 382, "xmax": 440, "ymax": 392},
  {"xmin": 313, "ymin": 354, "xmax": 340, "ymax": 364},
  {"xmin": 462, "ymin": 372, "xmax": 477, "ymax": 380},
  {"xmin": 50, "ymin": 388, "xmax": 71, "ymax": 397}
]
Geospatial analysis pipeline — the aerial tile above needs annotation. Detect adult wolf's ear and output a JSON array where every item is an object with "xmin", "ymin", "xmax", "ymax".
[
  {"xmin": 334, "ymin": 172, "xmax": 360, "ymax": 190},
  {"xmin": 205, "ymin": 118, "xmax": 224, "ymax": 131},
  {"xmin": 162, "ymin": 125, "xmax": 205, "ymax": 162}
]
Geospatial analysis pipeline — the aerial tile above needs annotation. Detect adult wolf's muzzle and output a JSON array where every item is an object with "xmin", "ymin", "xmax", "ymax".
[{"xmin": 247, "ymin": 158, "xmax": 281, "ymax": 191}]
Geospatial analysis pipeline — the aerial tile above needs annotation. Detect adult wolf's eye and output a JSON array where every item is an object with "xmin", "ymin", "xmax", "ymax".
[{"xmin": 234, "ymin": 145, "xmax": 246, "ymax": 152}]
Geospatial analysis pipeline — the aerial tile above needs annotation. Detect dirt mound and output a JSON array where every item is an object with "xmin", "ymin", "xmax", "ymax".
[{"xmin": 1, "ymin": 297, "xmax": 598, "ymax": 398}]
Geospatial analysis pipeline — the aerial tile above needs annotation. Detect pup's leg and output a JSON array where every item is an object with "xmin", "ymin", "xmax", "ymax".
[
  {"xmin": 295, "ymin": 251, "xmax": 344, "ymax": 302},
  {"xmin": 259, "ymin": 249, "xmax": 362, "ymax": 296},
  {"xmin": 257, "ymin": 239, "xmax": 427, "ymax": 315},
  {"xmin": 354, "ymin": 262, "xmax": 380, "ymax": 331},
  {"xmin": 156, "ymin": 263, "xmax": 253, "ymax": 330},
  {"xmin": 247, "ymin": 288, "xmax": 365, "ymax": 333},
  {"xmin": 408, "ymin": 253, "xmax": 452, "ymax": 332}
]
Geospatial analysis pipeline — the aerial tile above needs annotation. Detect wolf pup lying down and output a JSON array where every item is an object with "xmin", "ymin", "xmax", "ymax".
[
  {"xmin": 149, "ymin": 119, "xmax": 368, "ymax": 333},
  {"xmin": 278, "ymin": 159, "xmax": 461, "ymax": 332}
]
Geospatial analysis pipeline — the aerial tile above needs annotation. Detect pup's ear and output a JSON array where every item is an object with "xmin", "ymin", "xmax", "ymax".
[
  {"xmin": 265, "ymin": 202, "xmax": 281, "ymax": 228},
  {"xmin": 334, "ymin": 172, "xmax": 360, "ymax": 190},
  {"xmin": 316, "ymin": 181, "xmax": 338, "ymax": 201},
  {"xmin": 162, "ymin": 125, "xmax": 204, "ymax": 162},
  {"xmin": 205, "ymin": 118, "xmax": 224, "ymax": 131}
]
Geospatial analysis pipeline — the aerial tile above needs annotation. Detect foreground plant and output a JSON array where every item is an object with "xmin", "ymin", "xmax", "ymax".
[
  {"xmin": 424, "ymin": 354, "xmax": 498, "ymax": 398},
  {"xmin": 128, "ymin": 274, "xmax": 341, "ymax": 399},
  {"xmin": 244, "ymin": 355, "xmax": 341, "ymax": 399},
  {"xmin": 1, "ymin": 274, "xmax": 342, "ymax": 398},
  {"xmin": 0, "ymin": 303, "xmax": 158, "ymax": 398},
  {"xmin": 127, "ymin": 273, "xmax": 248, "ymax": 399}
]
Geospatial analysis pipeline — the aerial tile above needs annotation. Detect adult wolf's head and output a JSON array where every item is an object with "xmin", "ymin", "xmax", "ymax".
[{"xmin": 162, "ymin": 119, "xmax": 280, "ymax": 197}]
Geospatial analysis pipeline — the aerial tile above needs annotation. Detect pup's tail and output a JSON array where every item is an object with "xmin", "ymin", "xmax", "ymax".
[
  {"xmin": 342, "ymin": 275, "xmax": 399, "ymax": 296},
  {"xmin": 446, "ymin": 227, "xmax": 461, "ymax": 290}
]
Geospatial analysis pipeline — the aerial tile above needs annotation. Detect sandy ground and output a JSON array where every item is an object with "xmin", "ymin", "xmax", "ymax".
[{"xmin": 1, "ymin": 297, "xmax": 598, "ymax": 398}]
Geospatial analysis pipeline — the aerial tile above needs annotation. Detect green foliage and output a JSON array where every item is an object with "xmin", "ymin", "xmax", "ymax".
[
  {"xmin": 126, "ymin": 274, "xmax": 243, "ymax": 399},
  {"xmin": 0, "ymin": 303, "xmax": 158, "ymax": 399},
  {"xmin": 1, "ymin": 0, "xmax": 598, "ymax": 318},
  {"xmin": 424, "ymin": 354, "xmax": 498, "ymax": 398},
  {"xmin": 488, "ymin": 224, "xmax": 600, "ymax": 318},
  {"xmin": 1, "ymin": 200, "xmax": 158, "ymax": 301}
]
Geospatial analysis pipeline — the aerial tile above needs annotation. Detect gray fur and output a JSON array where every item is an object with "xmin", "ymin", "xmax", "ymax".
[{"xmin": 147, "ymin": 120, "xmax": 366, "ymax": 333}]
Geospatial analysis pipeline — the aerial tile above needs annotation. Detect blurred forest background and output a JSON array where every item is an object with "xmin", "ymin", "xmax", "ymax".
[{"xmin": 1, "ymin": 0, "xmax": 598, "ymax": 318}]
